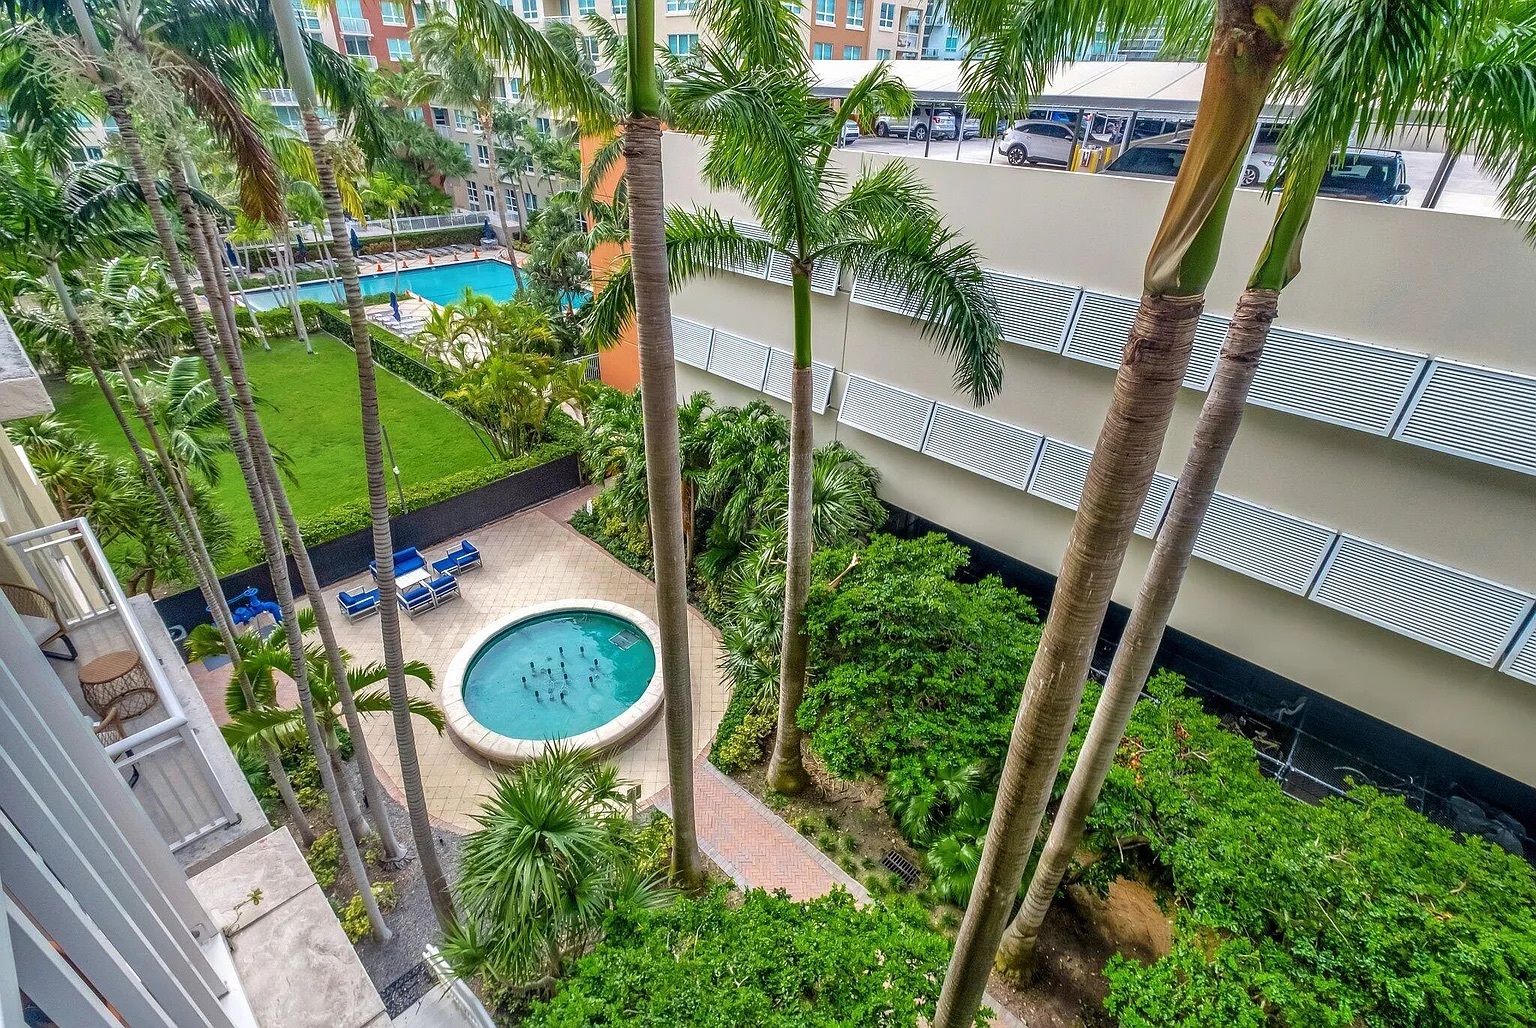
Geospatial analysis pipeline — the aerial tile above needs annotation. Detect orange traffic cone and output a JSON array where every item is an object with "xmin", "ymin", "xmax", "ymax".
[
  {"xmin": 473, "ymin": 248, "xmax": 480, "ymax": 258},
  {"xmin": 427, "ymin": 255, "xmax": 434, "ymax": 265},
  {"xmin": 376, "ymin": 262, "xmax": 383, "ymax": 272}
]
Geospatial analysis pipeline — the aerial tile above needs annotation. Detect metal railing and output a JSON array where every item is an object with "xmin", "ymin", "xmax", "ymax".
[
  {"xmin": 4, "ymin": 519, "xmax": 239, "ymax": 853},
  {"xmin": 339, "ymin": 14, "xmax": 372, "ymax": 33},
  {"xmin": 260, "ymin": 88, "xmax": 298, "ymax": 106}
]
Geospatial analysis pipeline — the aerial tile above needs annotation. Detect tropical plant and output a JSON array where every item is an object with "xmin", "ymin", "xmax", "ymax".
[
  {"xmin": 998, "ymin": 0, "xmax": 1536, "ymax": 980},
  {"xmin": 931, "ymin": 0, "xmax": 1303, "ymax": 1015},
  {"xmin": 359, "ymin": 169, "xmax": 416, "ymax": 293},
  {"xmin": 444, "ymin": 349, "xmax": 580, "ymax": 458},
  {"xmin": 439, "ymin": 748, "xmax": 674, "ymax": 1003}
]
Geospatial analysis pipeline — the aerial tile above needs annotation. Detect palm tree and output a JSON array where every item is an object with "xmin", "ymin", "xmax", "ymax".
[
  {"xmin": 439, "ymin": 748, "xmax": 673, "ymax": 997},
  {"xmin": 453, "ymin": 0, "xmax": 708, "ymax": 887},
  {"xmin": 997, "ymin": 0, "xmax": 1536, "ymax": 979},
  {"xmin": 372, "ymin": 61, "xmax": 439, "ymax": 112},
  {"xmin": 412, "ymin": 11, "xmax": 525, "ymax": 284},
  {"xmin": 929, "ymin": 0, "xmax": 1302, "ymax": 1019},
  {"xmin": 641, "ymin": 0, "xmax": 1003, "ymax": 795},
  {"xmin": 360, "ymin": 170, "xmax": 417, "ymax": 293}
]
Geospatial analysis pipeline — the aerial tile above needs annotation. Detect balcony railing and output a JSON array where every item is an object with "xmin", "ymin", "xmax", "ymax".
[
  {"xmin": 4, "ymin": 519, "xmax": 240, "ymax": 854},
  {"xmin": 339, "ymin": 14, "xmax": 372, "ymax": 33},
  {"xmin": 259, "ymin": 87, "xmax": 298, "ymax": 106},
  {"xmin": 896, "ymin": 31, "xmax": 917, "ymax": 47}
]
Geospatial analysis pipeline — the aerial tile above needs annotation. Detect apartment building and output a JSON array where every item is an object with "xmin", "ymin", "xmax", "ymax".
[
  {"xmin": 609, "ymin": 132, "xmax": 1536, "ymax": 822},
  {"xmin": 802, "ymin": 0, "xmax": 925, "ymax": 62}
]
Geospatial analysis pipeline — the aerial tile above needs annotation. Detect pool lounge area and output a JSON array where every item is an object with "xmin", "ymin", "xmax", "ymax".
[{"xmin": 243, "ymin": 257, "xmax": 525, "ymax": 309}]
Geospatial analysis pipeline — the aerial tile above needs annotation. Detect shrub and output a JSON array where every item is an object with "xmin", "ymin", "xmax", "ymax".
[
  {"xmin": 632, "ymin": 811, "xmax": 674, "ymax": 881},
  {"xmin": 338, "ymin": 882, "xmax": 398, "ymax": 943},
  {"xmin": 521, "ymin": 888, "xmax": 973, "ymax": 1026},
  {"xmin": 710, "ymin": 701, "xmax": 777, "ymax": 774},
  {"xmin": 794, "ymin": 817, "xmax": 816, "ymax": 836},
  {"xmin": 306, "ymin": 830, "xmax": 340, "ymax": 891}
]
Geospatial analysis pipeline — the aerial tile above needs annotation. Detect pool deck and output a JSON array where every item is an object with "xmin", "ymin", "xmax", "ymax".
[{"xmin": 300, "ymin": 488, "xmax": 729, "ymax": 832}]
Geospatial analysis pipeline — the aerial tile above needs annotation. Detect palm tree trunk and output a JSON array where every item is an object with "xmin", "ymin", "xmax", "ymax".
[
  {"xmin": 273, "ymin": 0, "xmax": 455, "ymax": 922},
  {"xmin": 931, "ymin": 3, "xmax": 1295, "ymax": 1020},
  {"xmin": 624, "ymin": 111, "xmax": 703, "ymax": 887},
  {"xmin": 391, "ymin": 215, "xmax": 401, "ymax": 295},
  {"xmin": 114, "ymin": 120, "xmax": 388, "ymax": 941},
  {"xmin": 329, "ymin": 741, "xmax": 370, "ymax": 846},
  {"xmin": 484, "ymin": 106, "xmax": 525, "ymax": 290},
  {"xmin": 997, "ymin": 289, "xmax": 1279, "ymax": 979},
  {"xmin": 221, "ymin": 231, "xmax": 273, "ymax": 351},
  {"xmin": 765, "ymin": 267, "xmax": 815, "ymax": 794},
  {"xmin": 279, "ymin": 224, "xmax": 313, "ymax": 352}
]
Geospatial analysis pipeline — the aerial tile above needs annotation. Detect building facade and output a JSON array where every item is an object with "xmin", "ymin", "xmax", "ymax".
[{"xmin": 640, "ymin": 132, "xmax": 1536, "ymax": 812}]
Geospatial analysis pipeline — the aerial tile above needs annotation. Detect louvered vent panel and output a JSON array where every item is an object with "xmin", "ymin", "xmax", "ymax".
[
  {"xmin": 1185, "ymin": 312, "xmax": 1230, "ymax": 391},
  {"xmin": 672, "ymin": 317, "xmax": 713, "ymax": 369},
  {"xmin": 764, "ymin": 349, "xmax": 836, "ymax": 414},
  {"xmin": 1500, "ymin": 619, "xmax": 1536, "ymax": 685},
  {"xmin": 1310, "ymin": 536, "xmax": 1535, "ymax": 665},
  {"xmin": 1135, "ymin": 472, "xmax": 1179, "ymax": 538},
  {"xmin": 1063, "ymin": 292, "xmax": 1135, "ymax": 368},
  {"xmin": 706, "ymin": 330, "xmax": 770, "ymax": 389},
  {"xmin": 765, "ymin": 253, "xmax": 840, "ymax": 296},
  {"xmin": 850, "ymin": 274, "xmax": 920, "ymax": 317},
  {"xmin": 1395, "ymin": 361, "xmax": 1536, "ymax": 476},
  {"xmin": 1027, "ymin": 438, "xmax": 1092, "ymax": 509},
  {"xmin": 718, "ymin": 221, "xmax": 770, "ymax": 279},
  {"xmin": 921, "ymin": 404, "xmax": 1043, "ymax": 489},
  {"xmin": 1191, "ymin": 493, "xmax": 1336, "ymax": 594},
  {"xmin": 837, "ymin": 376, "xmax": 933, "ymax": 449},
  {"xmin": 1247, "ymin": 327, "xmax": 1425, "ymax": 434},
  {"xmin": 982, "ymin": 270, "xmax": 1078, "ymax": 352}
]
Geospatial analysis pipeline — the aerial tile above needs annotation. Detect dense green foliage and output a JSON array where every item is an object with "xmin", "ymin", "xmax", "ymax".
[
  {"xmin": 522, "ymin": 888, "xmax": 979, "ymax": 1027},
  {"xmin": 1082, "ymin": 673, "xmax": 1536, "ymax": 1027}
]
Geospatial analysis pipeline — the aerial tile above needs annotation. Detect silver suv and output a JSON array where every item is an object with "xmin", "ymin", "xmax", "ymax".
[{"xmin": 1001, "ymin": 120, "xmax": 1077, "ymax": 166}]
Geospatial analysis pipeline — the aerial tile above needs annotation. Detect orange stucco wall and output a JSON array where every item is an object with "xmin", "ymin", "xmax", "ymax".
[{"xmin": 581, "ymin": 132, "xmax": 641, "ymax": 393}]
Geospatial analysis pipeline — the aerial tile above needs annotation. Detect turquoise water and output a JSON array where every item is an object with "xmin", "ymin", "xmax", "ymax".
[
  {"xmin": 243, "ymin": 259, "xmax": 523, "ymax": 310},
  {"xmin": 463, "ymin": 611, "xmax": 655, "ymax": 741}
]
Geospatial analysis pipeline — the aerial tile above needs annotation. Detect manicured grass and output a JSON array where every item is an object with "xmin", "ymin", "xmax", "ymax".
[{"xmin": 44, "ymin": 334, "xmax": 494, "ymax": 549}]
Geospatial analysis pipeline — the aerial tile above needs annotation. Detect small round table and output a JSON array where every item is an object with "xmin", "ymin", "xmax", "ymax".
[{"xmin": 79, "ymin": 650, "xmax": 158, "ymax": 733}]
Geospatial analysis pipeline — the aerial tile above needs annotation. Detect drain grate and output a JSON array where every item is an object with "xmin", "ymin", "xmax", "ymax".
[
  {"xmin": 381, "ymin": 960, "xmax": 435, "ymax": 1017},
  {"xmin": 610, "ymin": 628, "xmax": 643, "ymax": 651},
  {"xmin": 881, "ymin": 851, "xmax": 921, "ymax": 886}
]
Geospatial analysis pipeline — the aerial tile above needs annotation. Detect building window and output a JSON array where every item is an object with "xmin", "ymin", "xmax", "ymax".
[
  {"xmin": 292, "ymin": 0, "xmax": 323, "ymax": 33},
  {"xmin": 945, "ymin": 27, "xmax": 959, "ymax": 50},
  {"xmin": 506, "ymin": 187, "xmax": 519, "ymax": 211},
  {"xmin": 508, "ymin": 76, "xmax": 521, "ymax": 98},
  {"xmin": 878, "ymin": 0, "xmax": 893, "ymax": 26},
  {"xmin": 454, "ymin": 108, "xmax": 469, "ymax": 130},
  {"xmin": 667, "ymin": 32, "xmax": 698, "ymax": 54},
  {"xmin": 814, "ymin": 0, "xmax": 834, "ymax": 23},
  {"xmin": 846, "ymin": 0, "xmax": 863, "ymax": 27},
  {"xmin": 784, "ymin": 0, "xmax": 800, "ymax": 12},
  {"xmin": 460, "ymin": 142, "xmax": 472, "ymax": 160},
  {"xmin": 466, "ymin": 181, "xmax": 480, "ymax": 210},
  {"xmin": 387, "ymin": 37, "xmax": 411, "ymax": 60},
  {"xmin": 380, "ymin": 1, "xmax": 407, "ymax": 24},
  {"xmin": 812, "ymin": 41, "xmax": 833, "ymax": 59},
  {"xmin": 536, "ymin": 116, "xmax": 552, "ymax": 133},
  {"xmin": 520, "ymin": 0, "xmax": 539, "ymax": 19},
  {"xmin": 414, "ymin": 1, "xmax": 431, "ymax": 22},
  {"xmin": 343, "ymin": 35, "xmax": 371, "ymax": 57},
  {"xmin": 578, "ymin": 0, "xmax": 596, "ymax": 13},
  {"xmin": 484, "ymin": 186, "xmax": 496, "ymax": 212},
  {"xmin": 843, "ymin": 44, "xmax": 862, "ymax": 58},
  {"xmin": 524, "ymin": 192, "xmax": 538, "ymax": 212},
  {"xmin": 612, "ymin": 0, "xmax": 626, "ymax": 13},
  {"xmin": 407, "ymin": 107, "xmax": 423, "ymax": 121},
  {"xmin": 476, "ymin": 144, "xmax": 490, "ymax": 167},
  {"xmin": 665, "ymin": 0, "xmax": 694, "ymax": 11},
  {"xmin": 432, "ymin": 106, "xmax": 449, "ymax": 126},
  {"xmin": 875, "ymin": 47, "xmax": 891, "ymax": 58}
]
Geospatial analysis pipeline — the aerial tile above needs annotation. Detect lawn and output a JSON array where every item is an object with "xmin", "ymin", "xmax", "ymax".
[{"xmin": 45, "ymin": 333, "xmax": 495, "ymax": 553}]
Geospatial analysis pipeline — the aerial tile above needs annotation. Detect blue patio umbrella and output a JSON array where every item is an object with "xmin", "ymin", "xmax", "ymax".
[
  {"xmin": 481, "ymin": 217, "xmax": 495, "ymax": 243},
  {"xmin": 349, "ymin": 227, "xmax": 361, "ymax": 255},
  {"xmin": 223, "ymin": 240, "xmax": 240, "ymax": 271},
  {"xmin": 389, "ymin": 291, "xmax": 401, "ymax": 321},
  {"xmin": 295, "ymin": 235, "xmax": 308, "ymax": 262}
]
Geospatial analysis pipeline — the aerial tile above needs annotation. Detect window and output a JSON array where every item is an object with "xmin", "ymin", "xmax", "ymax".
[
  {"xmin": 432, "ymin": 106, "xmax": 449, "ymax": 126},
  {"xmin": 525, "ymin": 157, "xmax": 536, "ymax": 173},
  {"xmin": 507, "ymin": 76, "xmax": 521, "ymax": 98},
  {"xmin": 583, "ymin": 36, "xmax": 600, "ymax": 62},
  {"xmin": 524, "ymin": 192, "xmax": 538, "ymax": 212},
  {"xmin": 386, "ymin": 37, "xmax": 411, "ymax": 60},
  {"xmin": 578, "ymin": 0, "xmax": 596, "ymax": 12},
  {"xmin": 407, "ymin": 107, "xmax": 423, "ymax": 121},
  {"xmin": 612, "ymin": 0, "xmax": 626, "ymax": 13},
  {"xmin": 506, "ymin": 187, "xmax": 519, "ymax": 211},
  {"xmin": 667, "ymin": 32, "xmax": 698, "ymax": 54},
  {"xmin": 380, "ymin": 1, "xmax": 407, "ymax": 24},
  {"xmin": 843, "ymin": 44, "xmax": 862, "ymax": 58},
  {"xmin": 877, "ymin": 0, "xmax": 893, "ymax": 26},
  {"xmin": 292, "ymin": 0, "xmax": 323, "ymax": 33},
  {"xmin": 945, "ymin": 27, "xmax": 959, "ymax": 50},
  {"xmin": 665, "ymin": 0, "xmax": 694, "ymax": 11},
  {"xmin": 815, "ymin": 0, "xmax": 834, "ymax": 23},
  {"xmin": 875, "ymin": 47, "xmax": 891, "ymax": 58},
  {"xmin": 536, "ymin": 116, "xmax": 552, "ymax": 133},
  {"xmin": 846, "ymin": 0, "xmax": 863, "ymax": 27},
  {"xmin": 454, "ymin": 108, "xmax": 469, "ymax": 130},
  {"xmin": 520, "ymin": 0, "xmax": 539, "ymax": 19},
  {"xmin": 476, "ymin": 143, "xmax": 490, "ymax": 166},
  {"xmin": 460, "ymin": 141, "xmax": 472, "ymax": 160},
  {"xmin": 484, "ymin": 186, "xmax": 496, "ymax": 211},
  {"xmin": 812, "ymin": 41, "xmax": 833, "ymax": 59},
  {"xmin": 784, "ymin": 0, "xmax": 800, "ymax": 13},
  {"xmin": 414, "ymin": 1, "xmax": 431, "ymax": 22},
  {"xmin": 343, "ymin": 35, "xmax": 371, "ymax": 57},
  {"xmin": 466, "ymin": 181, "xmax": 480, "ymax": 210}
]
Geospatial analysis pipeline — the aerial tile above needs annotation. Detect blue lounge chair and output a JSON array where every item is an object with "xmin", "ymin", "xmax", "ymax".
[
  {"xmin": 398, "ymin": 584, "xmax": 435, "ymax": 618},
  {"xmin": 446, "ymin": 540, "xmax": 481, "ymax": 573},
  {"xmin": 431, "ymin": 555, "xmax": 459, "ymax": 577},
  {"xmin": 338, "ymin": 588, "xmax": 380, "ymax": 622},
  {"xmin": 428, "ymin": 574, "xmax": 460, "ymax": 605}
]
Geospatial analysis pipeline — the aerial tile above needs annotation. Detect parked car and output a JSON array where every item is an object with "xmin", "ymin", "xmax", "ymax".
[
  {"xmin": 875, "ymin": 108, "xmax": 971, "ymax": 141},
  {"xmin": 1001, "ymin": 119, "xmax": 1078, "ymax": 166},
  {"xmin": 839, "ymin": 120, "xmax": 860, "ymax": 147},
  {"xmin": 959, "ymin": 116, "xmax": 982, "ymax": 139},
  {"xmin": 1107, "ymin": 142, "xmax": 1412, "ymax": 204}
]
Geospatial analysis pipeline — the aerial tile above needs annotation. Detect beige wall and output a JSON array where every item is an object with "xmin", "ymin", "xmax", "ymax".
[{"xmin": 660, "ymin": 132, "xmax": 1536, "ymax": 786}]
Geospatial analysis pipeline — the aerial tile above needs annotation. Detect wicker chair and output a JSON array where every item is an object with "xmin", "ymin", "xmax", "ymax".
[{"xmin": 2, "ymin": 581, "xmax": 76, "ymax": 660}]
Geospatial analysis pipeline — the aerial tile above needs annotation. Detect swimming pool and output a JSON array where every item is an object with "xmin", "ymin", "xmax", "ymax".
[
  {"xmin": 445, "ymin": 601, "xmax": 664, "ymax": 763},
  {"xmin": 243, "ymin": 259, "xmax": 523, "ymax": 310}
]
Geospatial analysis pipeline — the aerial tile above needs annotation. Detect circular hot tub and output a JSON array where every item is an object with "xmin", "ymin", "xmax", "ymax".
[{"xmin": 443, "ymin": 601, "xmax": 663, "ymax": 763}]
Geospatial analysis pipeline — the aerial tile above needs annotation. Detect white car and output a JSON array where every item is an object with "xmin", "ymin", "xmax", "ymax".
[
  {"xmin": 839, "ymin": 120, "xmax": 860, "ymax": 147},
  {"xmin": 1001, "ymin": 120, "xmax": 1077, "ymax": 166},
  {"xmin": 1242, "ymin": 150, "xmax": 1278, "ymax": 187}
]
